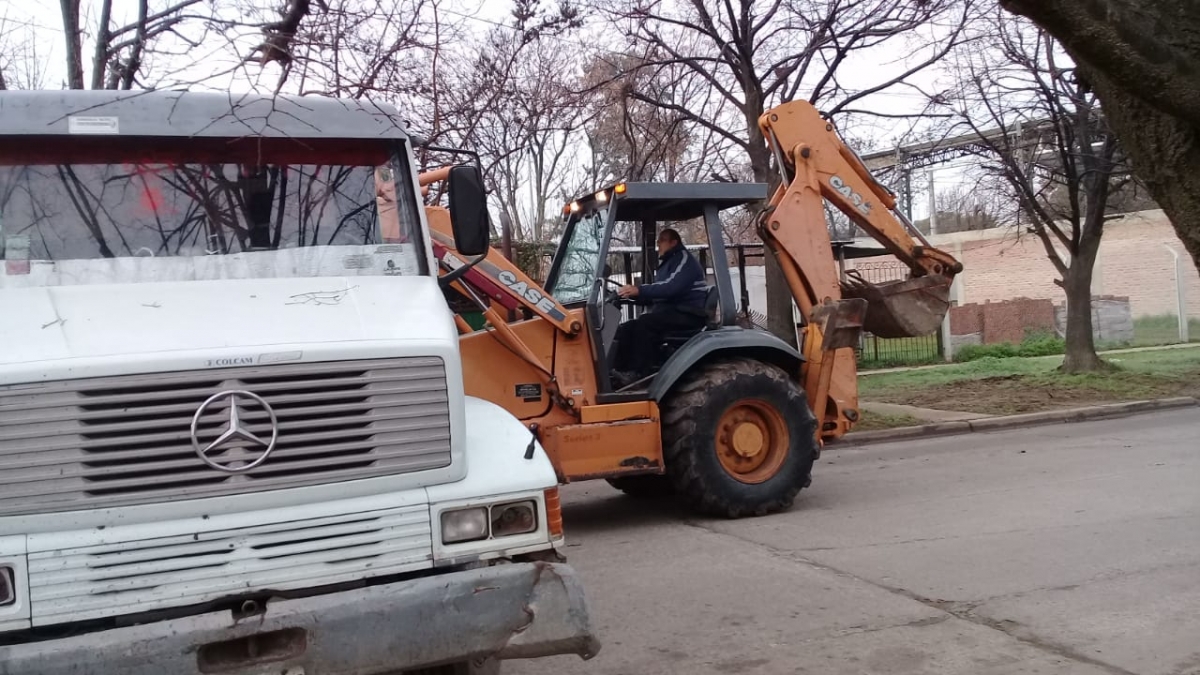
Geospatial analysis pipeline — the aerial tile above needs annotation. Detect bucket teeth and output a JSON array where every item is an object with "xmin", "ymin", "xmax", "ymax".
[{"xmin": 840, "ymin": 272, "xmax": 953, "ymax": 338}]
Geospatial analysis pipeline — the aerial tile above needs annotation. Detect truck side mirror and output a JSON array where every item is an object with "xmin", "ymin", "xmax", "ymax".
[{"xmin": 447, "ymin": 165, "xmax": 490, "ymax": 257}]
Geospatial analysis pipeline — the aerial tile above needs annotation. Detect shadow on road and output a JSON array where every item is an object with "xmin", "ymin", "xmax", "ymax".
[
  {"xmin": 560, "ymin": 490, "xmax": 693, "ymax": 536},
  {"xmin": 559, "ymin": 483, "xmax": 842, "ymax": 537}
]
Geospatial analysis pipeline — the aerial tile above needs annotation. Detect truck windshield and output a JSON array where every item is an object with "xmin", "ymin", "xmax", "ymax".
[
  {"xmin": 0, "ymin": 137, "xmax": 425, "ymax": 288},
  {"xmin": 548, "ymin": 209, "xmax": 607, "ymax": 304}
]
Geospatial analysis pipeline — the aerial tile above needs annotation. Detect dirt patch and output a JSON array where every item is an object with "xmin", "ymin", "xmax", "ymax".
[
  {"xmin": 854, "ymin": 411, "xmax": 925, "ymax": 431},
  {"xmin": 872, "ymin": 372, "xmax": 1200, "ymax": 415}
]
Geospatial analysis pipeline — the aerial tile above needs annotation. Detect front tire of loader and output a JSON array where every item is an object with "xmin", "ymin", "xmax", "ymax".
[{"xmin": 661, "ymin": 358, "xmax": 817, "ymax": 518}]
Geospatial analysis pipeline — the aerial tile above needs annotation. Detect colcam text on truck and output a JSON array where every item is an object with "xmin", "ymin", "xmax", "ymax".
[{"xmin": 0, "ymin": 89, "xmax": 599, "ymax": 675}]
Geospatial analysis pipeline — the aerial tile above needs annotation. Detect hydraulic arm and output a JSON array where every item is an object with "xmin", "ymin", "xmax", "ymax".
[
  {"xmin": 758, "ymin": 101, "xmax": 962, "ymax": 339},
  {"xmin": 756, "ymin": 100, "xmax": 963, "ymax": 437}
]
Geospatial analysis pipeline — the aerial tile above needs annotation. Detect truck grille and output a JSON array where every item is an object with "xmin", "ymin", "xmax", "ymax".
[
  {"xmin": 0, "ymin": 358, "xmax": 452, "ymax": 517},
  {"xmin": 27, "ymin": 501, "xmax": 432, "ymax": 625}
]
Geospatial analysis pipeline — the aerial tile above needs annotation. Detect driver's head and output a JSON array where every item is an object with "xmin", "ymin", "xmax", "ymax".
[{"xmin": 657, "ymin": 228, "xmax": 682, "ymax": 257}]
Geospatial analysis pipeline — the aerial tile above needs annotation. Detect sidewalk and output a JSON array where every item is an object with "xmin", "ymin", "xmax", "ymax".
[
  {"xmin": 844, "ymin": 397, "xmax": 1198, "ymax": 445},
  {"xmin": 858, "ymin": 401, "xmax": 991, "ymax": 422},
  {"xmin": 861, "ymin": 342, "xmax": 1200, "ymax": 376}
]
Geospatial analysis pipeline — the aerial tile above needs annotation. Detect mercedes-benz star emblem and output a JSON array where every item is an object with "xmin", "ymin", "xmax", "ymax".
[{"xmin": 190, "ymin": 390, "xmax": 279, "ymax": 473}]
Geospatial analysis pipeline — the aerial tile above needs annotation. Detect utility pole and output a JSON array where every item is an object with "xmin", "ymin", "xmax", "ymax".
[
  {"xmin": 902, "ymin": 167, "xmax": 913, "ymax": 218},
  {"xmin": 927, "ymin": 169, "xmax": 939, "ymax": 235},
  {"xmin": 927, "ymin": 168, "xmax": 951, "ymax": 360}
]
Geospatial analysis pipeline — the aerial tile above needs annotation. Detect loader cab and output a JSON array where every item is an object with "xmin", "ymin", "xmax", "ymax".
[{"xmin": 544, "ymin": 182, "xmax": 770, "ymax": 398}]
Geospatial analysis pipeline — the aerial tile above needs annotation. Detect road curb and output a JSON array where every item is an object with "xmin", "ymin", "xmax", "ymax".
[{"xmin": 839, "ymin": 397, "xmax": 1199, "ymax": 446}]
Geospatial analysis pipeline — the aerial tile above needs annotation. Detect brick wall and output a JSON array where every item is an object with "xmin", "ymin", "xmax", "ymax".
[
  {"xmin": 1094, "ymin": 213, "xmax": 1200, "ymax": 317},
  {"xmin": 950, "ymin": 298, "xmax": 1056, "ymax": 344},
  {"xmin": 848, "ymin": 210, "xmax": 1200, "ymax": 320},
  {"xmin": 949, "ymin": 304, "xmax": 982, "ymax": 335}
]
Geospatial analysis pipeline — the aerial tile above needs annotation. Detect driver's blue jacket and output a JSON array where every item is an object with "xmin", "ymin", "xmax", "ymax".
[{"xmin": 637, "ymin": 245, "xmax": 707, "ymax": 312}]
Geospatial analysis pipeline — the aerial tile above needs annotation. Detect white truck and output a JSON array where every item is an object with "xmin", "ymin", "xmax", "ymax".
[{"xmin": 0, "ymin": 90, "xmax": 598, "ymax": 674}]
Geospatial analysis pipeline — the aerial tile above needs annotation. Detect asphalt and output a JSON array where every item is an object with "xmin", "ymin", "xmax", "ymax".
[{"xmin": 512, "ymin": 409, "xmax": 1200, "ymax": 675}]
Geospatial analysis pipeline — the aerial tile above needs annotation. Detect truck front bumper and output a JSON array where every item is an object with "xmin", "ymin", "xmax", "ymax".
[{"xmin": 0, "ymin": 562, "xmax": 599, "ymax": 675}]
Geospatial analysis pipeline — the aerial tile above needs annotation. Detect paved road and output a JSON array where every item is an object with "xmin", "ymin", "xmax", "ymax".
[{"xmin": 515, "ymin": 409, "xmax": 1200, "ymax": 675}]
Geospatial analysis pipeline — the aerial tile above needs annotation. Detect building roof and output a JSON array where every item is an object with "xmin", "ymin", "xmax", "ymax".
[{"xmin": 0, "ymin": 90, "xmax": 410, "ymax": 141}]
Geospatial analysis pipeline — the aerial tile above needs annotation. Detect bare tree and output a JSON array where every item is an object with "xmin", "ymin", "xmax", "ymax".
[
  {"xmin": 935, "ymin": 10, "xmax": 1132, "ymax": 372},
  {"xmin": 226, "ymin": 0, "xmax": 590, "ymax": 247},
  {"xmin": 243, "ymin": 0, "xmax": 442, "ymax": 98},
  {"xmin": 913, "ymin": 180, "xmax": 1004, "ymax": 234},
  {"xmin": 0, "ymin": 17, "xmax": 33, "ymax": 90},
  {"xmin": 582, "ymin": 50, "xmax": 696, "ymax": 184},
  {"xmin": 597, "ymin": 0, "xmax": 978, "ymax": 344},
  {"xmin": 477, "ymin": 39, "xmax": 591, "ymax": 242},
  {"xmin": 423, "ymin": 2, "xmax": 587, "ymax": 242},
  {"xmin": 52, "ymin": 0, "xmax": 208, "ymax": 90}
]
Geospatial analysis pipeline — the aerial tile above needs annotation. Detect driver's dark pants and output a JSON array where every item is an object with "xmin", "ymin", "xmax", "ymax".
[{"xmin": 613, "ymin": 305, "xmax": 707, "ymax": 376}]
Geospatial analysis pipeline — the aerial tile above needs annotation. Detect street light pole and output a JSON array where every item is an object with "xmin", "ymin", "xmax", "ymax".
[
  {"xmin": 1162, "ymin": 244, "xmax": 1189, "ymax": 343},
  {"xmin": 927, "ymin": 169, "xmax": 939, "ymax": 236}
]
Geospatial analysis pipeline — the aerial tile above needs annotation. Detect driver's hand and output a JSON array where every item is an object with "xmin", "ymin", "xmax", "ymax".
[{"xmin": 618, "ymin": 285, "xmax": 639, "ymax": 299}]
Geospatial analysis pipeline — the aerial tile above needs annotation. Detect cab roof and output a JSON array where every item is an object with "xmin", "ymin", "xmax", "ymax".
[
  {"xmin": 579, "ymin": 182, "xmax": 769, "ymax": 222},
  {"xmin": 0, "ymin": 90, "xmax": 411, "ymax": 141}
]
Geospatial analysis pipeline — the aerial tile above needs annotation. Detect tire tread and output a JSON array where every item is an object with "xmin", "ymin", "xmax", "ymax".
[{"xmin": 661, "ymin": 358, "xmax": 817, "ymax": 518}]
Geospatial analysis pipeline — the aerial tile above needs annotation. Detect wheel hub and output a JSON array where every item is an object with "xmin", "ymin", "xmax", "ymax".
[
  {"xmin": 731, "ymin": 422, "xmax": 765, "ymax": 458},
  {"xmin": 715, "ymin": 399, "xmax": 790, "ymax": 485}
]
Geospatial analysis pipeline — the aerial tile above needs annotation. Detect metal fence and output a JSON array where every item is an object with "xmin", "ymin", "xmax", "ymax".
[
  {"xmin": 605, "ymin": 245, "xmax": 944, "ymax": 367},
  {"xmin": 851, "ymin": 261, "xmax": 944, "ymax": 368}
]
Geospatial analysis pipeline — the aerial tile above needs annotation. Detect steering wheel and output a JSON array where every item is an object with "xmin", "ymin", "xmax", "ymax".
[
  {"xmin": 594, "ymin": 278, "xmax": 631, "ymax": 332},
  {"xmin": 602, "ymin": 277, "xmax": 623, "ymax": 300},
  {"xmin": 605, "ymin": 278, "xmax": 641, "ymax": 305}
]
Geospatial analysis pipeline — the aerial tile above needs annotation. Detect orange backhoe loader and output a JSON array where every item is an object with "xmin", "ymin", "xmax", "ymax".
[{"xmin": 422, "ymin": 100, "xmax": 963, "ymax": 518}]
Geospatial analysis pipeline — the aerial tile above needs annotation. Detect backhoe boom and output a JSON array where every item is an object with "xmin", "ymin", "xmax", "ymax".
[
  {"xmin": 760, "ymin": 103, "xmax": 963, "ymax": 282},
  {"xmin": 757, "ymin": 100, "xmax": 963, "ymax": 436}
]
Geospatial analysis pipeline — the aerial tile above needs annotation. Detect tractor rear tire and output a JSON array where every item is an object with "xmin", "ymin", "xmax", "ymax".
[
  {"xmin": 606, "ymin": 474, "xmax": 675, "ymax": 499},
  {"xmin": 661, "ymin": 358, "xmax": 817, "ymax": 518}
]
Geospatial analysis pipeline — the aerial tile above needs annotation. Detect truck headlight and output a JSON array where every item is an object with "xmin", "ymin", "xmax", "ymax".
[
  {"xmin": 0, "ymin": 566, "xmax": 14, "ymax": 607},
  {"xmin": 491, "ymin": 500, "xmax": 538, "ymax": 538},
  {"xmin": 440, "ymin": 499, "xmax": 541, "ymax": 545},
  {"xmin": 441, "ymin": 507, "xmax": 489, "ymax": 544}
]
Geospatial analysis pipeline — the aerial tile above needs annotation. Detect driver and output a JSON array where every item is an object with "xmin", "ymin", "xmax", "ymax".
[{"xmin": 611, "ymin": 228, "xmax": 708, "ymax": 386}]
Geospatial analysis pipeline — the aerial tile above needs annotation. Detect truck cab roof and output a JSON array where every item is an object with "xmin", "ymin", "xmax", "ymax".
[{"xmin": 0, "ymin": 90, "xmax": 411, "ymax": 141}]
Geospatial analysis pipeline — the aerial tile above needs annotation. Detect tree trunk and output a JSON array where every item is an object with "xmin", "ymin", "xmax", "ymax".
[
  {"xmin": 747, "ymin": 119, "xmax": 797, "ymax": 348},
  {"xmin": 1083, "ymin": 68, "xmax": 1200, "ymax": 269},
  {"xmin": 1060, "ymin": 261, "xmax": 1104, "ymax": 373},
  {"xmin": 1001, "ymin": 0, "xmax": 1200, "ymax": 272},
  {"xmin": 761, "ymin": 235, "xmax": 795, "ymax": 346},
  {"xmin": 59, "ymin": 0, "xmax": 85, "ymax": 89}
]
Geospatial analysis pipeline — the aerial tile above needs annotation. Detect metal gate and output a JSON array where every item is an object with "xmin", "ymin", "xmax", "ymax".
[{"xmin": 851, "ymin": 261, "xmax": 944, "ymax": 368}]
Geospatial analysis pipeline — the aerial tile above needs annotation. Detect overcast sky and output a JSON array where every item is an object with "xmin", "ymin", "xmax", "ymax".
[{"xmin": 1, "ymin": 0, "xmax": 975, "ymax": 220}]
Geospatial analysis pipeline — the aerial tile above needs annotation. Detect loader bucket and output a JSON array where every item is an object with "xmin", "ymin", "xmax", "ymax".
[{"xmin": 840, "ymin": 271, "xmax": 953, "ymax": 338}]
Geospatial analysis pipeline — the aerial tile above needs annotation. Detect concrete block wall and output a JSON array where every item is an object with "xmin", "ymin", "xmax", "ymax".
[{"xmin": 1054, "ymin": 296, "xmax": 1135, "ymax": 343}]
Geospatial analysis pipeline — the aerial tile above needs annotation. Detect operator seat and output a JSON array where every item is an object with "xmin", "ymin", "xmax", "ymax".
[{"xmin": 660, "ymin": 285, "xmax": 721, "ymax": 353}]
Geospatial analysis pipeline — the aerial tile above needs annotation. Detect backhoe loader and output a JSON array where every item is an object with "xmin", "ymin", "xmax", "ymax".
[{"xmin": 423, "ymin": 100, "xmax": 963, "ymax": 518}]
